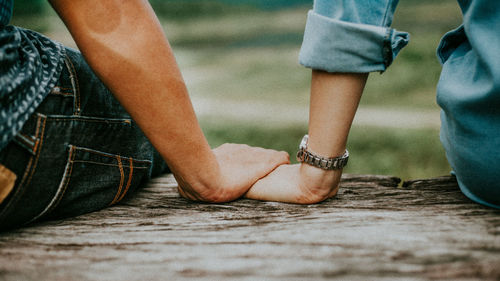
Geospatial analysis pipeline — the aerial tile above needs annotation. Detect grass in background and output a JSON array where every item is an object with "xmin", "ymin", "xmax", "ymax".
[
  {"xmin": 362, "ymin": 1, "xmax": 463, "ymax": 109},
  {"xmin": 10, "ymin": 0, "xmax": 50, "ymax": 33},
  {"xmin": 201, "ymin": 119, "xmax": 450, "ymax": 180}
]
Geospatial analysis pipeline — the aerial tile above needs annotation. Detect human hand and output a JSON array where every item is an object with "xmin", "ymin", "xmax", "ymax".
[
  {"xmin": 176, "ymin": 143, "xmax": 290, "ymax": 203},
  {"xmin": 245, "ymin": 163, "xmax": 342, "ymax": 204}
]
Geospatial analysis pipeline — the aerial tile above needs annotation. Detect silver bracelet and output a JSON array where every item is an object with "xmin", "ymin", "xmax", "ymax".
[{"xmin": 296, "ymin": 135, "xmax": 349, "ymax": 170}]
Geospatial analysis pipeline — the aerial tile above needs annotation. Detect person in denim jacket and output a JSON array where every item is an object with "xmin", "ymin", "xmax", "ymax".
[
  {"xmin": 0, "ymin": 0, "xmax": 290, "ymax": 230},
  {"xmin": 247, "ymin": 0, "xmax": 500, "ymax": 209}
]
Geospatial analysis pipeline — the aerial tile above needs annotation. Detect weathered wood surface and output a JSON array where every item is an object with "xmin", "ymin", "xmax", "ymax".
[{"xmin": 0, "ymin": 174, "xmax": 498, "ymax": 281}]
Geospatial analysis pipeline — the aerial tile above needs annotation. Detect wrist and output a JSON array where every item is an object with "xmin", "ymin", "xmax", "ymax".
[
  {"xmin": 297, "ymin": 163, "xmax": 342, "ymax": 203},
  {"xmin": 296, "ymin": 135, "xmax": 348, "ymax": 170},
  {"xmin": 173, "ymin": 150, "xmax": 227, "ymax": 202},
  {"xmin": 294, "ymin": 134, "xmax": 346, "ymax": 203}
]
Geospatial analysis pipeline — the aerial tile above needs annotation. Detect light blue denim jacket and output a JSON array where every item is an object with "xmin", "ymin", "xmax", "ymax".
[
  {"xmin": 299, "ymin": 0, "xmax": 500, "ymax": 208},
  {"xmin": 299, "ymin": 0, "xmax": 409, "ymax": 72}
]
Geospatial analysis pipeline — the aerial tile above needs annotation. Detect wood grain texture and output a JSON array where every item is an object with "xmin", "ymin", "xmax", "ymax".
[{"xmin": 0, "ymin": 174, "xmax": 498, "ymax": 281}]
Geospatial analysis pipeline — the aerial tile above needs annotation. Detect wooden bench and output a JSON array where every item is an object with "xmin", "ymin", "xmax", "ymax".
[{"xmin": 0, "ymin": 174, "xmax": 498, "ymax": 280}]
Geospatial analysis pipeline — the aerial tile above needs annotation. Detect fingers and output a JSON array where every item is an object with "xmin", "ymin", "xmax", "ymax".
[
  {"xmin": 256, "ymin": 146, "xmax": 290, "ymax": 164},
  {"xmin": 245, "ymin": 164, "xmax": 301, "ymax": 202},
  {"xmin": 258, "ymin": 148, "xmax": 290, "ymax": 171},
  {"xmin": 208, "ymin": 143, "xmax": 292, "ymax": 202},
  {"xmin": 276, "ymin": 150, "xmax": 291, "ymax": 165}
]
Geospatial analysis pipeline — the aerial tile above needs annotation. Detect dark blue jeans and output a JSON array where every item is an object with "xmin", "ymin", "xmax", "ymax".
[{"xmin": 0, "ymin": 48, "xmax": 167, "ymax": 231}]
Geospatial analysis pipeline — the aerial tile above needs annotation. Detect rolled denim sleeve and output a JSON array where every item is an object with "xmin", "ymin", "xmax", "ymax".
[{"xmin": 299, "ymin": 0, "xmax": 410, "ymax": 73}]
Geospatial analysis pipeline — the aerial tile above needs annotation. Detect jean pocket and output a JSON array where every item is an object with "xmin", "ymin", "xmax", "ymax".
[{"xmin": 32, "ymin": 145, "xmax": 152, "ymax": 221}]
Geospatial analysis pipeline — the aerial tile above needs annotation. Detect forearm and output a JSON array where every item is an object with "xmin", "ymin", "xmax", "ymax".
[
  {"xmin": 301, "ymin": 70, "xmax": 367, "ymax": 199},
  {"xmin": 307, "ymin": 70, "xmax": 367, "ymax": 158},
  {"xmin": 246, "ymin": 71, "xmax": 367, "ymax": 203},
  {"xmin": 49, "ymin": 0, "xmax": 220, "ymax": 195}
]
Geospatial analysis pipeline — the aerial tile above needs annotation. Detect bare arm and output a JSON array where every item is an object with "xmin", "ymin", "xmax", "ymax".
[
  {"xmin": 245, "ymin": 71, "xmax": 367, "ymax": 203},
  {"xmin": 49, "ymin": 0, "xmax": 289, "ymax": 202}
]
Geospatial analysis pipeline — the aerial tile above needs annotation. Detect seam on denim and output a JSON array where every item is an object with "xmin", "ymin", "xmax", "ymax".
[
  {"xmin": 381, "ymin": 28, "xmax": 393, "ymax": 70},
  {"xmin": 64, "ymin": 55, "xmax": 81, "ymax": 114},
  {"xmin": 23, "ymin": 116, "xmax": 47, "ymax": 192},
  {"xmin": 46, "ymin": 118, "xmax": 129, "ymax": 124},
  {"xmin": 381, "ymin": 0, "xmax": 393, "ymax": 27},
  {"xmin": 12, "ymin": 139, "xmax": 36, "ymax": 157},
  {"xmin": 33, "ymin": 114, "xmax": 42, "ymax": 148},
  {"xmin": 0, "ymin": 115, "xmax": 46, "ymax": 223},
  {"xmin": 71, "ymin": 146, "xmax": 152, "ymax": 164},
  {"xmin": 50, "ymin": 85, "xmax": 74, "ymax": 96},
  {"xmin": 64, "ymin": 56, "xmax": 81, "ymax": 115},
  {"xmin": 117, "ymin": 157, "xmax": 134, "ymax": 203},
  {"xmin": 18, "ymin": 133, "xmax": 36, "ymax": 143},
  {"xmin": 14, "ymin": 134, "xmax": 36, "ymax": 153},
  {"xmin": 32, "ymin": 114, "xmax": 44, "ymax": 155},
  {"xmin": 49, "ymin": 91, "xmax": 74, "ymax": 97},
  {"xmin": 71, "ymin": 160, "xmax": 149, "ymax": 169},
  {"xmin": 45, "ymin": 116, "xmax": 132, "ymax": 125},
  {"xmin": 32, "ymin": 139, "xmax": 40, "ymax": 155},
  {"xmin": 27, "ymin": 145, "xmax": 76, "ymax": 223},
  {"xmin": 380, "ymin": 0, "xmax": 395, "ymax": 73},
  {"xmin": 110, "ymin": 156, "xmax": 125, "ymax": 206},
  {"xmin": 55, "ymin": 86, "xmax": 72, "ymax": 91}
]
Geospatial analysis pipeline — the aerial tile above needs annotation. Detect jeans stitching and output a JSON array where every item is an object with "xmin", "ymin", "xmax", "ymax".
[
  {"xmin": 23, "ymin": 116, "xmax": 47, "ymax": 193},
  {"xmin": 32, "ymin": 138, "xmax": 40, "ymax": 155},
  {"xmin": 47, "ymin": 118, "xmax": 129, "ymax": 123},
  {"xmin": 27, "ymin": 145, "xmax": 76, "ymax": 223},
  {"xmin": 71, "ymin": 160, "xmax": 149, "ymax": 169},
  {"xmin": 110, "ymin": 156, "xmax": 125, "ymax": 206},
  {"xmin": 49, "ymin": 91, "xmax": 74, "ymax": 97},
  {"xmin": 18, "ymin": 133, "xmax": 36, "ymax": 143},
  {"xmin": 64, "ymin": 56, "xmax": 81, "ymax": 115},
  {"xmin": 381, "ymin": 0, "xmax": 395, "ymax": 27},
  {"xmin": 117, "ymin": 157, "xmax": 134, "ymax": 203},
  {"xmin": 70, "ymin": 146, "xmax": 152, "ymax": 164},
  {"xmin": 14, "ymin": 134, "xmax": 35, "ymax": 152},
  {"xmin": 382, "ymin": 28, "xmax": 393, "ymax": 69},
  {"xmin": 32, "ymin": 115, "xmax": 42, "ymax": 152},
  {"xmin": 45, "ymin": 117, "xmax": 132, "ymax": 125}
]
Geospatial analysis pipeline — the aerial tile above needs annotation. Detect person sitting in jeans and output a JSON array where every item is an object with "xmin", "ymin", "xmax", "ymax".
[{"xmin": 0, "ymin": 0, "xmax": 290, "ymax": 231}]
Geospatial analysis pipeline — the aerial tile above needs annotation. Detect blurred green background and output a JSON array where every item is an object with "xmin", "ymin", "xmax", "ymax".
[{"xmin": 11, "ymin": 0, "xmax": 463, "ymax": 180}]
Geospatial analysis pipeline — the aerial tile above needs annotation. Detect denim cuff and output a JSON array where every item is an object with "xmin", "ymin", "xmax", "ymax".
[{"xmin": 299, "ymin": 10, "xmax": 410, "ymax": 73}]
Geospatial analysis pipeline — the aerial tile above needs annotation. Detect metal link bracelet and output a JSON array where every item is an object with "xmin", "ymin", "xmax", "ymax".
[{"xmin": 296, "ymin": 135, "xmax": 349, "ymax": 170}]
